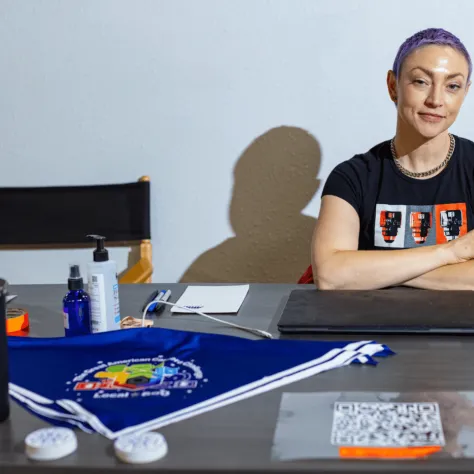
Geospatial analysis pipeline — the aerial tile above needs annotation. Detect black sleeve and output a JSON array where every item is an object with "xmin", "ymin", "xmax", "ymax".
[{"xmin": 321, "ymin": 158, "xmax": 366, "ymax": 217}]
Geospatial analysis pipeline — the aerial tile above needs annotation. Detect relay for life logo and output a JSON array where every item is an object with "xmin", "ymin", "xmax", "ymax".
[{"xmin": 70, "ymin": 356, "xmax": 205, "ymax": 399}]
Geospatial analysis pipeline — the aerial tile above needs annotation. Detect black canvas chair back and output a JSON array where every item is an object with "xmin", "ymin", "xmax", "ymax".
[{"xmin": 0, "ymin": 176, "xmax": 152, "ymax": 283}]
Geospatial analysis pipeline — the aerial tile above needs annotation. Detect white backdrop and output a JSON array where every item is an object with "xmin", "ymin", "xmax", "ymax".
[{"xmin": 1, "ymin": 0, "xmax": 473, "ymax": 283}]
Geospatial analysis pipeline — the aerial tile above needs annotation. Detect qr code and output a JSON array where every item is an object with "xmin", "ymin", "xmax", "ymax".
[{"xmin": 331, "ymin": 402, "xmax": 445, "ymax": 447}]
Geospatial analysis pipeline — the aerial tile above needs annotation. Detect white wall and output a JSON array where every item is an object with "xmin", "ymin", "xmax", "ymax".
[{"xmin": 1, "ymin": 0, "xmax": 474, "ymax": 284}]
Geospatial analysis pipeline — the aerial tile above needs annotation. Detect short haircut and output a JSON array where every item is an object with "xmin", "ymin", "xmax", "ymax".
[{"xmin": 392, "ymin": 28, "xmax": 472, "ymax": 81}]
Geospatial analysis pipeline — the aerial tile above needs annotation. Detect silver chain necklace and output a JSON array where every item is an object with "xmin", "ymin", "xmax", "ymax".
[{"xmin": 390, "ymin": 134, "xmax": 455, "ymax": 178}]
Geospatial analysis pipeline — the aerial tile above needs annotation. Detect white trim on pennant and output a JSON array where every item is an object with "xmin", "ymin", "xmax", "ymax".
[
  {"xmin": 9, "ymin": 388, "xmax": 94, "ymax": 434},
  {"xmin": 340, "ymin": 341, "xmax": 373, "ymax": 352},
  {"xmin": 9, "ymin": 383, "xmax": 56, "ymax": 405},
  {"xmin": 58, "ymin": 399, "xmax": 108, "ymax": 436}
]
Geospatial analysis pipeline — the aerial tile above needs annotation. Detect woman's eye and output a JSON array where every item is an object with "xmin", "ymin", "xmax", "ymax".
[
  {"xmin": 414, "ymin": 79, "xmax": 427, "ymax": 85},
  {"xmin": 448, "ymin": 84, "xmax": 461, "ymax": 91}
]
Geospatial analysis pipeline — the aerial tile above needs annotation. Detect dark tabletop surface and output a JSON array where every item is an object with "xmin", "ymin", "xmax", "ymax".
[{"xmin": 2, "ymin": 283, "xmax": 474, "ymax": 473}]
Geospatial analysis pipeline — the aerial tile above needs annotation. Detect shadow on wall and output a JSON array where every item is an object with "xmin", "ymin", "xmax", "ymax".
[{"xmin": 180, "ymin": 126, "xmax": 321, "ymax": 283}]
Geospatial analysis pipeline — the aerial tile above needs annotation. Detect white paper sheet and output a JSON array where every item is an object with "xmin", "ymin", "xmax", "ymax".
[
  {"xmin": 6, "ymin": 295, "xmax": 17, "ymax": 303},
  {"xmin": 170, "ymin": 285, "xmax": 250, "ymax": 314}
]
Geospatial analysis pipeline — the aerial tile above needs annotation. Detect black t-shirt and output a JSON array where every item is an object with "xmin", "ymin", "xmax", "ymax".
[{"xmin": 322, "ymin": 134, "xmax": 474, "ymax": 250}]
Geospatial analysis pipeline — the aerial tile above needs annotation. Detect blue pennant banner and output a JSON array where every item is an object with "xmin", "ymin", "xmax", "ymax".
[{"xmin": 7, "ymin": 328, "xmax": 394, "ymax": 439}]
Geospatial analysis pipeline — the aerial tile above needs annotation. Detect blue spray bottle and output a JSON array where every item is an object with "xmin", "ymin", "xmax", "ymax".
[{"xmin": 63, "ymin": 264, "xmax": 91, "ymax": 337}]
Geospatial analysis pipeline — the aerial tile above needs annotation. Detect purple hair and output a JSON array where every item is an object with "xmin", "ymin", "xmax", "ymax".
[{"xmin": 392, "ymin": 28, "xmax": 472, "ymax": 82}]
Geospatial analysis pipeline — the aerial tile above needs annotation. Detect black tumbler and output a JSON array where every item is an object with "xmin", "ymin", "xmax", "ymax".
[{"xmin": 0, "ymin": 278, "xmax": 9, "ymax": 422}]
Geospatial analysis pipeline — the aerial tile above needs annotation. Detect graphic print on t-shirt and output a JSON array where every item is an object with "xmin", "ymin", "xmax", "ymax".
[
  {"xmin": 375, "ymin": 203, "xmax": 467, "ymax": 248},
  {"xmin": 374, "ymin": 204, "xmax": 407, "ymax": 248},
  {"xmin": 435, "ymin": 203, "xmax": 468, "ymax": 243},
  {"xmin": 405, "ymin": 205, "xmax": 436, "ymax": 247},
  {"xmin": 409, "ymin": 209, "xmax": 432, "ymax": 244}
]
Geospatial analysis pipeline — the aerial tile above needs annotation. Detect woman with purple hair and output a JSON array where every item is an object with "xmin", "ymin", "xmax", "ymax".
[{"xmin": 306, "ymin": 28, "xmax": 474, "ymax": 290}]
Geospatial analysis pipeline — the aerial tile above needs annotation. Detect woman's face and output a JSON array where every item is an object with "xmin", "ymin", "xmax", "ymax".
[{"xmin": 388, "ymin": 44, "xmax": 471, "ymax": 138}]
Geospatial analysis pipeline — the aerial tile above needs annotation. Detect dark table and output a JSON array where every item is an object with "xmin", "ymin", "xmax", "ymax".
[{"xmin": 2, "ymin": 283, "xmax": 474, "ymax": 473}]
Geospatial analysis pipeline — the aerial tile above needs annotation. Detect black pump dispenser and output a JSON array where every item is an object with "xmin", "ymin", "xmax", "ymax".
[{"xmin": 87, "ymin": 234, "xmax": 109, "ymax": 262}]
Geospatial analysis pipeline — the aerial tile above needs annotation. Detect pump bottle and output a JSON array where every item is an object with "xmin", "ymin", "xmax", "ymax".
[{"xmin": 87, "ymin": 235, "xmax": 121, "ymax": 333}]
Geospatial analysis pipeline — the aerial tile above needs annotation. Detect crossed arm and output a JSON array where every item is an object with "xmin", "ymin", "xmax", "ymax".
[
  {"xmin": 312, "ymin": 195, "xmax": 474, "ymax": 291},
  {"xmin": 402, "ymin": 260, "xmax": 474, "ymax": 290}
]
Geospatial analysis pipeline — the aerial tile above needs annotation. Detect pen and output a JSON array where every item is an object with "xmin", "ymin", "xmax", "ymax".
[
  {"xmin": 155, "ymin": 290, "xmax": 171, "ymax": 314},
  {"xmin": 143, "ymin": 290, "xmax": 172, "ymax": 314}
]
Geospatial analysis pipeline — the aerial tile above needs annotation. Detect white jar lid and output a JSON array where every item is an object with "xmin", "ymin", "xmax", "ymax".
[
  {"xmin": 114, "ymin": 431, "xmax": 168, "ymax": 464},
  {"xmin": 25, "ymin": 427, "xmax": 78, "ymax": 461}
]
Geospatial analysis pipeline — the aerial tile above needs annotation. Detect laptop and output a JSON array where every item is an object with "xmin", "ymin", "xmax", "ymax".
[{"xmin": 277, "ymin": 288, "xmax": 474, "ymax": 334}]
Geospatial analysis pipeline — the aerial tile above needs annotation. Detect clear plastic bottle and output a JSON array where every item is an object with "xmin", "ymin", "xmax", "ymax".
[{"xmin": 86, "ymin": 235, "xmax": 121, "ymax": 333}]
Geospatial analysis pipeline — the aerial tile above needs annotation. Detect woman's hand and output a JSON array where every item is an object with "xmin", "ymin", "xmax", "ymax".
[{"xmin": 446, "ymin": 229, "xmax": 474, "ymax": 264}]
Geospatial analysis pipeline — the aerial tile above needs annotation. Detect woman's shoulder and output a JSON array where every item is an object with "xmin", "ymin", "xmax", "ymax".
[
  {"xmin": 323, "ymin": 140, "xmax": 391, "ymax": 214},
  {"xmin": 330, "ymin": 140, "xmax": 391, "ymax": 177},
  {"xmin": 449, "ymin": 134, "xmax": 474, "ymax": 170},
  {"xmin": 455, "ymin": 134, "xmax": 474, "ymax": 153}
]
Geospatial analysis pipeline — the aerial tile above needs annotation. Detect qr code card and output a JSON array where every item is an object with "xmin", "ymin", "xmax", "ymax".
[{"xmin": 331, "ymin": 402, "xmax": 445, "ymax": 447}]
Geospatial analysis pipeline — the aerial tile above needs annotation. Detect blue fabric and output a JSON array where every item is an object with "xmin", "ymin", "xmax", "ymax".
[{"xmin": 8, "ymin": 328, "xmax": 394, "ymax": 439}]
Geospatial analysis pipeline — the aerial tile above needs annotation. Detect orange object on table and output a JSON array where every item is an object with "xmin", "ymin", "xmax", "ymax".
[
  {"xmin": 6, "ymin": 308, "xmax": 29, "ymax": 335},
  {"xmin": 339, "ymin": 446, "xmax": 442, "ymax": 459}
]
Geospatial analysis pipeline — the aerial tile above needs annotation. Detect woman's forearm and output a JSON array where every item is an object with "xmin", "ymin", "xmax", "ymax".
[
  {"xmin": 403, "ymin": 260, "xmax": 474, "ymax": 290},
  {"xmin": 314, "ymin": 244, "xmax": 454, "ymax": 290}
]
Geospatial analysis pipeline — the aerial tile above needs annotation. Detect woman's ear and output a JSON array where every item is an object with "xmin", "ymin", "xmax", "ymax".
[{"xmin": 386, "ymin": 70, "xmax": 398, "ymax": 104}]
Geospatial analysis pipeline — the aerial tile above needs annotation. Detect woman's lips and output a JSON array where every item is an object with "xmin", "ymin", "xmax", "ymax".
[{"xmin": 419, "ymin": 113, "xmax": 445, "ymax": 123}]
